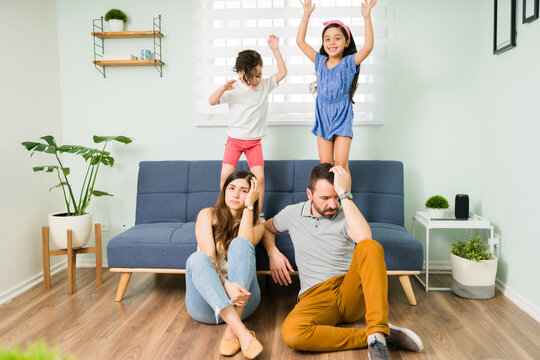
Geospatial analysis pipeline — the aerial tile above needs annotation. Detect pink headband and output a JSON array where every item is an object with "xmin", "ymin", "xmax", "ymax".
[{"xmin": 322, "ymin": 20, "xmax": 351, "ymax": 40}]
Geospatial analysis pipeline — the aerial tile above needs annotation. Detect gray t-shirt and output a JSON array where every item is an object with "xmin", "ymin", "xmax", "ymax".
[{"xmin": 273, "ymin": 201, "xmax": 355, "ymax": 296}]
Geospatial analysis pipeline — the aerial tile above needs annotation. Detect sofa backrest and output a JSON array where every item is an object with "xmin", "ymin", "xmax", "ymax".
[{"xmin": 135, "ymin": 160, "xmax": 404, "ymax": 226}]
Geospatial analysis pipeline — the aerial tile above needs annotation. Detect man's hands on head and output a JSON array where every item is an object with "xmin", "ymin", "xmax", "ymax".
[{"xmin": 329, "ymin": 166, "xmax": 351, "ymax": 196}]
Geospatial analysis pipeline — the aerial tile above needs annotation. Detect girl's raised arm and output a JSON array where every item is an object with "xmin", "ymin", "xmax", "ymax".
[
  {"xmin": 296, "ymin": 0, "xmax": 317, "ymax": 63},
  {"xmin": 354, "ymin": 0, "xmax": 377, "ymax": 66}
]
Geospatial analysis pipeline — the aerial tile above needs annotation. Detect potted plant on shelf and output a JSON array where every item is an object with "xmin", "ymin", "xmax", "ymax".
[
  {"xmin": 425, "ymin": 195, "xmax": 449, "ymax": 218},
  {"xmin": 104, "ymin": 8, "xmax": 128, "ymax": 32},
  {"xmin": 21, "ymin": 135, "xmax": 133, "ymax": 249},
  {"xmin": 450, "ymin": 236, "xmax": 497, "ymax": 299}
]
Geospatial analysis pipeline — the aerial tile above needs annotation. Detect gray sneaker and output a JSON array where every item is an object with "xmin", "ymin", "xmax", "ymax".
[
  {"xmin": 387, "ymin": 324, "xmax": 424, "ymax": 352},
  {"xmin": 368, "ymin": 339, "xmax": 391, "ymax": 360}
]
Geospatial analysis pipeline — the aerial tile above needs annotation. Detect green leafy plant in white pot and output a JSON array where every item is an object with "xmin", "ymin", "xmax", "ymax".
[
  {"xmin": 21, "ymin": 135, "xmax": 133, "ymax": 249},
  {"xmin": 104, "ymin": 8, "xmax": 128, "ymax": 32},
  {"xmin": 425, "ymin": 195, "xmax": 449, "ymax": 218},
  {"xmin": 450, "ymin": 236, "xmax": 497, "ymax": 299}
]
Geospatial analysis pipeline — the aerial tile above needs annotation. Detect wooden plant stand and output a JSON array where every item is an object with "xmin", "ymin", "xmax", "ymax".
[{"xmin": 42, "ymin": 223, "xmax": 103, "ymax": 295}]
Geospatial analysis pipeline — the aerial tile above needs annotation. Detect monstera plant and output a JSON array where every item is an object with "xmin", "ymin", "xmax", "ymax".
[{"xmin": 21, "ymin": 135, "xmax": 133, "ymax": 248}]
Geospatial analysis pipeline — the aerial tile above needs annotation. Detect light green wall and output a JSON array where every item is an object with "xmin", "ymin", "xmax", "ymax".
[
  {"xmin": 476, "ymin": 1, "xmax": 540, "ymax": 312},
  {"xmin": 0, "ymin": 0, "xmax": 64, "ymax": 297}
]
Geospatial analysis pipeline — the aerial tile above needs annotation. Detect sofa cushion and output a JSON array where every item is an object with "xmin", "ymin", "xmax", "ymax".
[
  {"xmin": 370, "ymin": 222, "xmax": 424, "ymax": 270},
  {"xmin": 107, "ymin": 222, "xmax": 197, "ymax": 269}
]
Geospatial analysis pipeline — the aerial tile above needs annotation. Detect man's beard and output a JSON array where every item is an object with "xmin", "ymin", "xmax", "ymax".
[{"xmin": 312, "ymin": 202, "xmax": 338, "ymax": 219}]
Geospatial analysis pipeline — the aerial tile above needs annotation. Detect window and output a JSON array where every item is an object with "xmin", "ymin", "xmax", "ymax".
[{"xmin": 194, "ymin": 0, "xmax": 388, "ymax": 126}]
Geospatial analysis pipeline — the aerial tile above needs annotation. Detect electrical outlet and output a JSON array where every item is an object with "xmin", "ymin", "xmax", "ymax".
[{"xmin": 100, "ymin": 222, "xmax": 110, "ymax": 232}]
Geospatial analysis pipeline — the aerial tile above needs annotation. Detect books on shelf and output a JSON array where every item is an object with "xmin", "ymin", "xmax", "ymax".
[{"xmin": 102, "ymin": 54, "xmax": 138, "ymax": 60}]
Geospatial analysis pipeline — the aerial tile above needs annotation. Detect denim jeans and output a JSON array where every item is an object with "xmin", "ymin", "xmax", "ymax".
[{"xmin": 185, "ymin": 236, "xmax": 260, "ymax": 324}]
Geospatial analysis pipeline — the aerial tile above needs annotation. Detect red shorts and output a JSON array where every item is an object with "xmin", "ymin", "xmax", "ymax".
[{"xmin": 222, "ymin": 137, "xmax": 264, "ymax": 168}]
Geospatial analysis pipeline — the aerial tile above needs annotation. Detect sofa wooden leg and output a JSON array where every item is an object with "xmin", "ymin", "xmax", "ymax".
[
  {"xmin": 116, "ymin": 272, "xmax": 132, "ymax": 302},
  {"xmin": 399, "ymin": 275, "xmax": 417, "ymax": 306}
]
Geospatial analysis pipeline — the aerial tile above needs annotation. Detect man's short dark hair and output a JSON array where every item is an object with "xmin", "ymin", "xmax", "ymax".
[{"xmin": 308, "ymin": 163, "xmax": 334, "ymax": 192}]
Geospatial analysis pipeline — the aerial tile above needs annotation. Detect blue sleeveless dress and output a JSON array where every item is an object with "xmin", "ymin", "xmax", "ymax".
[{"xmin": 312, "ymin": 53, "xmax": 360, "ymax": 141}]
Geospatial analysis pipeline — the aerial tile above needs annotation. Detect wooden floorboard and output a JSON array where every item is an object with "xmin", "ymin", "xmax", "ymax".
[{"xmin": 0, "ymin": 270, "xmax": 539, "ymax": 359}]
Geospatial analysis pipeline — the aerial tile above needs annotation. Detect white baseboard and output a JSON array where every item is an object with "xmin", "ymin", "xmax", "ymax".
[
  {"xmin": 0, "ymin": 261, "xmax": 67, "ymax": 307},
  {"xmin": 495, "ymin": 279, "xmax": 540, "ymax": 324}
]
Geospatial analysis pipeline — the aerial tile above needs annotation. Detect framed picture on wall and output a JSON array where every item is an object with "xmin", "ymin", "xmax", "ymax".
[
  {"xmin": 494, "ymin": 0, "xmax": 517, "ymax": 54},
  {"xmin": 523, "ymin": 0, "xmax": 539, "ymax": 23}
]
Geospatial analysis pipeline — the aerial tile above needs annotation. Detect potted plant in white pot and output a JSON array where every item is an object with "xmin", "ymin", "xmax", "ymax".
[
  {"xmin": 104, "ymin": 9, "xmax": 128, "ymax": 32},
  {"xmin": 21, "ymin": 135, "xmax": 133, "ymax": 249},
  {"xmin": 425, "ymin": 195, "xmax": 449, "ymax": 218},
  {"xmin": 450, "ymin": 236, "xmax": 498, "ymax": 299}
]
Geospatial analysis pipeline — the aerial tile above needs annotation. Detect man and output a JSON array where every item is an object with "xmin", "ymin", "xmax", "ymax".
[{"xmin": 262, "ymin": 163, "xmax": 423, "ymax": 359}]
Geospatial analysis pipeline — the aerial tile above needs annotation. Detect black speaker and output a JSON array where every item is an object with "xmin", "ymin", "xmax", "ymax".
[{"xmin": 455, "ymin": 194, "xmax": 469, "ymax": 219}]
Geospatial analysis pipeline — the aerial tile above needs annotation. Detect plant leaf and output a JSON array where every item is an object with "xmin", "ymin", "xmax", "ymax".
[
  {"xmin": 40, "ymin": 135, "xmax": 58, "ymax": 147},
  {"xmin": 49, "ymin": 182, "xmax": 68, "ymax": 192},
  {"xmin": 62, "ymin": 167, "xmax": 70, "ymax": 176},
  {"xmin": 33, "ymin": 165, "xmax": 59, "ymax": 172},
  {"xmin": 93, "ymin": 135, "xmax": 133, "ymax": 144},
  {"xmin": 92, "ymin": 190, "xmax": 113, "ymax": 197}
]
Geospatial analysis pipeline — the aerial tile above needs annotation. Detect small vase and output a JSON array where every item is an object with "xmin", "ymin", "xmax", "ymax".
[
  {"xmin": 108, "ymin": 19, "xmax": 124, "ymax": 32},
  {"xmin": 427, "ymin": 208, "xmax": 445, "ymax": 219},
  {"xmin": 48, "ymin": 212, "xmax": 93, "ymax": 249}
]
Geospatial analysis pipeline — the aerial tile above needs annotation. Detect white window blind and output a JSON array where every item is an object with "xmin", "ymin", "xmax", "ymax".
[{"xmin": 194, "ymin": 0, "xmax": 387, "ymax": 126}]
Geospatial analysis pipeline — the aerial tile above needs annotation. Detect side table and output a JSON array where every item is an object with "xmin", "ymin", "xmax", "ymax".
[
  {"xmin": 412, "ymin": 211, "xmax": 496, "ymax": 291},
  {"xmin": 42, "ymin": 223, "xmax": 103, "ymax": 295}
]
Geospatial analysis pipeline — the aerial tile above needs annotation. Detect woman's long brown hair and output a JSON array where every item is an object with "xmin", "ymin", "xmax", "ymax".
[{"xmin": 212, "ymin": 170, "xmax": 259, "ymax": 255}]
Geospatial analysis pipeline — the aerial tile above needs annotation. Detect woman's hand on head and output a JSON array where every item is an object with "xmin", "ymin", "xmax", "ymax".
[
  {"xmin": 224, "ymin": 281, "xmax": 251, "ymax": 306},
  {"xmin": 300, "ymin": 0, "xmax": 315, "ymax": 17},
  {"xmin": 361, "ymin": 0, "xmax": 377, "ymax": 18},
  {"xmin": 222, "ymin": 79, "xmax": 237, "ymax": 92},
  {"xmin": 267, "ymin": 34, "xmax": 280, "ymax": 50},
  {"xmin": 244, "ymin": 177, "xmax": 259, "ymax": 208}
]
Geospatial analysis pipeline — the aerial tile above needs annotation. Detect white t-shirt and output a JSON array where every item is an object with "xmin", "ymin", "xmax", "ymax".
[{"xmin": 220, "ymin": 74, "xmax": 278, "ymax": 140}]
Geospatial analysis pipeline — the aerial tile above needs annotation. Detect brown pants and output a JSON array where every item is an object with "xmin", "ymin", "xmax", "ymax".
[{"xmin": 281, "ymin": 239, "xmax": 389, "ymax": 352}]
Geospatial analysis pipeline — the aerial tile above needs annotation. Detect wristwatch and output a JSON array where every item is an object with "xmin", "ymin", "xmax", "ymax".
[
  {"xmin": 244, "ymin": 204, "xmax": 254, "ymax": 211},
  {"xmin": 338, "ymin": 191, "xmax": 353, "ymax": 201}
]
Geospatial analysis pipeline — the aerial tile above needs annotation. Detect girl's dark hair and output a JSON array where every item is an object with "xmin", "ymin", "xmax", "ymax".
[
  {"xmin": 233, "ymin": 50, "xmax": 263, "ymax": 84},
  {"xmin": 311, "ymin": 24, "xmax": 360, "ymax": 104},
  {"xmin": 212, "ymin": 170, "xmax": 259, "ymax": 255}
]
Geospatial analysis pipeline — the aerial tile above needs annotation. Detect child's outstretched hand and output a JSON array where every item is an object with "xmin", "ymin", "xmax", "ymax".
[
  {"xmin": 300, "ymin": 0, "xmax": 315, "ymax": 17},
  {"xmin": 361, "ymin": 0, "xmax": 377, "ymax": 18},
  {"xmin": 222, "ymin": 79, "xmax": 236, "ymax": 92},
  {"xmin": 267, "ymin": 34, "xmax": 280, "ymax": 50}
]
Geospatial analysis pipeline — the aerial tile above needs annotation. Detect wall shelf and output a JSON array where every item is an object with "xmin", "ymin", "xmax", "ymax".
[
  {"xmin": 93, "ymin": 60, "xmax": 165, "ymax": 67},
  {"xmin": 91, "ymin": 31, "xmax": 164, "ymax": 39},
  {"xmin": 92, "ymin": 15, "xmax": 164, "ymax": 78}
]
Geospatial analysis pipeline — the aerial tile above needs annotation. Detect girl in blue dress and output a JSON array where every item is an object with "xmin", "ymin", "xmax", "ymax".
[{"xmin": 297, "ymin": 0, "xmax": 377, "ymax": 170}]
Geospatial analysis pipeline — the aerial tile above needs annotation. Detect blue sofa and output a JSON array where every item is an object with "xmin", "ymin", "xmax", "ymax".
[{"xmin": 107, "ymin": 160, "xmax": 423, "ymax": 305}]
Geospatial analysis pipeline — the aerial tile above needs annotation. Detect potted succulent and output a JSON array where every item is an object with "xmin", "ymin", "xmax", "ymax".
[
  {"xmin": 450, "ymin": 236, "xmax": 498, "ymax": 299},
  {"xmin": 21, "ymin": 135, "xmax": 133, "ymax": 249},
  {"xmin": 425, "ymin": 195, "xmax": 449, "ymax": 218},
  {"xmin": 104, "ymin": 8, "xmax": 128, "ymax": 32}
]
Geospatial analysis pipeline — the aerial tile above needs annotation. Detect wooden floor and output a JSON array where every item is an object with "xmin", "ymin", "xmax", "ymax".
[{"xmin": 0, "ymin": 269, "xmax": 539, "ymax": 360}]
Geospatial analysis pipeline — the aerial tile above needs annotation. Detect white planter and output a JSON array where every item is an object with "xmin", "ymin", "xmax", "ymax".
[
  {"xmin": 48, "ymin": 212, "xmax": 93, "ymax": 249},
  {"xmin": 427, "ymin": 208, "xmax": 446, "ymax": 219},
  {"xmin": 108, "ymin": 19, "xmax": 124, "ymax": 32},
  {"xmin": 450, "ymin": 253, "xmax": 498, "ymax": 299}
]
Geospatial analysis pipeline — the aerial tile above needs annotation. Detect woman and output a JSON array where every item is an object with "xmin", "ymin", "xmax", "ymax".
[{"xmin": 185, "ymin": 170, "xmax": 265, "ymax": 359}]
